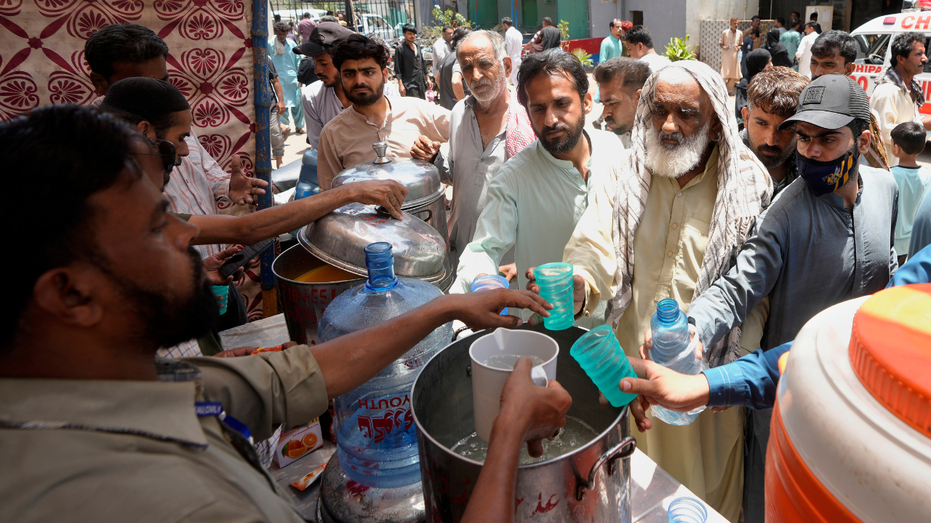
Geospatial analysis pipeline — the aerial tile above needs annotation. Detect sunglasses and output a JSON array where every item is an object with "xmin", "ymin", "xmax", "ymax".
[{"xmin": 140, "ymin": 138, "xmax": 179, "ymax": 175}]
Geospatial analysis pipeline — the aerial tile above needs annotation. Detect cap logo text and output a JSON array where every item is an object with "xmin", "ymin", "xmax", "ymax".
[{"xmin": 804, "ymin": 86, "xmax": 826, "ymax": 105}]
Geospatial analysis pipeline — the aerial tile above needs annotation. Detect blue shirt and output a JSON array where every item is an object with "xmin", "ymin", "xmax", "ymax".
[
  {"xmin": 909, "ymin": 181, "xmax": 931, "ymax": 255},
  {"xmin": 702, "ymin": 342, "xmax": 789, "ymax": 409},
  {"xmin": 890, "ymin": 165, "xmax": 931, "ymax": 255},
  {"xmin": 599, "ymin": 35, "xmax": 623, "ymax": 63},
  {"xmin": 702, "ymin": 239, "xmax": 931, "ymax": 411},
  {"xmin": 887, "ymin": 243, "xmax": 931, "ymax": 287}
]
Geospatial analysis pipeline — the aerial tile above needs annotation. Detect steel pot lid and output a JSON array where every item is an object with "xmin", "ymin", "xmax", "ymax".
[
  {"xmin": 297, "ymin": 202, "xmax": 447, "ymax": 282},
  {"xmin": 330, "ymin": 142, "xmax": 445, "ymax": 210}
]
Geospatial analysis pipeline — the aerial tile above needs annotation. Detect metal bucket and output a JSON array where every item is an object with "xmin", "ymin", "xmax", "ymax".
[
  {"xmin": 272, "ymin": 244, "xmax": 364, "ymax": 345},
  {"xmin": 412, "ymin": 324, "xmax": 636, "ymax": 522},
  {"xmin": 406, "ymin": 194, "xmax": 453, "ymax": 291}
]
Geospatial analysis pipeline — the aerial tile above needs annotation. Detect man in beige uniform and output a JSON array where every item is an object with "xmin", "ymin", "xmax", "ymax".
[
  {"xmin": 318, "ymin": 34, "xmax": 450, "ymax": 189},
  {"xmin": 0, "ymin": 105, "xmax": 558, "ymax": 522},
  {"xmin": 561, "ymin": 61, "xmax": 772, "ymax": 522}
]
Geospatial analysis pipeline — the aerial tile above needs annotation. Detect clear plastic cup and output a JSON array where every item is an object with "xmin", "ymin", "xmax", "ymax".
[
  {"xmin": 667, "ymin": 497, "xmax": 707, "ymax": 523},
  {"xmin": 534, "ymin": 263, "xmax": 574, "ymax": 331},
  {"xmin": 570, "ymin": 325, "xmax": 637, "ymax": 407},
  {"xmin": 471, "ymin": 274, "xmax": 510, "ymax": 315}
]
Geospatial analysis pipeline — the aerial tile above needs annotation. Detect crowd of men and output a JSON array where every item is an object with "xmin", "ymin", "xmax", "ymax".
[{"xmin": 4, "ymin": 12, "xmax": 931, "ymax": 523}]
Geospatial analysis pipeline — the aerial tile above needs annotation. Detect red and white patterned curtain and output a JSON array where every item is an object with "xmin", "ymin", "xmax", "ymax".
[{"xmin": 0, "ymin": 1, "xmax": 270, "ymax": 321}]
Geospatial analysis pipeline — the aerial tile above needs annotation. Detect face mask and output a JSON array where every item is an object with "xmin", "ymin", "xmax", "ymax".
[{"xmin": 796, "ymin": 146, "xmax": 858, "ymax": 196}]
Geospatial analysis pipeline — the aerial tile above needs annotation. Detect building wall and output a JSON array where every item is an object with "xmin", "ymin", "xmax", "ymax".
[
  {"xmin": 686, "ymin": 0, "xmax": 760, "ymax": 56},
  {"xmin": 623, "ymin": 0, "xmax": 689, "ymax": 56},
  {"xmin": 589, "ymin": 1, "xmax": 626, "ymax": 39}
]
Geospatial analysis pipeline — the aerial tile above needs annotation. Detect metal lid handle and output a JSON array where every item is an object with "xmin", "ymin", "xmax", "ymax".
[{"xmin": 372, "ymin": 142, "xmax": 391, "ymax": 164}]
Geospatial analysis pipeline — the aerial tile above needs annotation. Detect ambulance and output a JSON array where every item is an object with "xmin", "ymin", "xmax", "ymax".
[{"xmin": 850, "ymin": 11, "xmax": 931, "ymax": 115}]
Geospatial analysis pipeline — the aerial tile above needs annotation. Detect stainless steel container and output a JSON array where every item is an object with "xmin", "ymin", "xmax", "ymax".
[
  {"xmin": 316, "ymin": 453, "xmax": 426, "ymax": 523},
  {"xmin": 298, "ymin": 203, "xmax": 451, "ymax": 290},
  {"xmin": 331, "ymin": 142, "xmax": 452, "ymax": 287},
  {"xmin": 271, "ymin": 244, "xmax": 364, "ymax": 345},
  {"xmin": 412, "ymin": 324, "xmax": 636, "ymax": 522}
]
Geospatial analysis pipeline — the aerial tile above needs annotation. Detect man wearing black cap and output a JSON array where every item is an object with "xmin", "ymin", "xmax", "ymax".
[
  {"xmin": 677, "ymin": 74, "xmax": 900, "ymax": 523},
  {"xmin": 296, "ymin": 22, "xmax": 355, "ymax": 150}
]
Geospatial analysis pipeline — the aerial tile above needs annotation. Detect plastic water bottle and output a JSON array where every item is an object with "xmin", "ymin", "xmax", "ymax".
[
  {"xmin": 650, "ymin": 298, "xmax": 705, "ymax": 425},
  {"xmin": 570, "ymin": 324, "xmax": 637, "ymax": 407},
  {"xmin": 294, "ymin": 180, "xmax": 314, "ymax": 200},
  {"xmin": 318, "ymin": 242, "xmax": 452, "ymax": 488}
]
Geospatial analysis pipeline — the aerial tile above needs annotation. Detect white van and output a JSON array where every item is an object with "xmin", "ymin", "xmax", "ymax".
[{"xmin": 850, "ymin": 11, "xmax": 931, "ymax": 115}]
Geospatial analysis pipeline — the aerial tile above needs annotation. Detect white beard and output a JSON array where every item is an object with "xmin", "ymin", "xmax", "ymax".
[
  {"xmin": 644, "ymin": 123, "xmax": 712, "ymax": 178},
  {"xmin": 274, "ymin": 37, "xmax": 286, "ymax": 55}
]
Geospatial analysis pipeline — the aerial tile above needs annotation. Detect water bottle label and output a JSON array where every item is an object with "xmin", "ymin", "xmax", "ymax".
[{"xmin": 355, "ymin": 393, "xmax": 413, "ymax": 443}]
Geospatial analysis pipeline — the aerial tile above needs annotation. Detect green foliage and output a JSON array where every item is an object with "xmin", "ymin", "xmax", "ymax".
[
  {"xmin": 571, "ymin": 48, "xmax": 593, "ymax": 68},
  {"xmin": 557, "ymin": 20, "xmax": 570, "ymax": 41},
  {"xmin": 423, "ymin": 8, "xmax": 471, "ymax": 42},
  {"xmin": 665, "ymin": 34, "xmax": 697, "ymax": 62}
]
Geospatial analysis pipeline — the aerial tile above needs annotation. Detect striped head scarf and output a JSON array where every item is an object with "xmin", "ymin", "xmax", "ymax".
[{"xmin": 605, "ymin": 59, "xmax": 773, "ymax": 367}]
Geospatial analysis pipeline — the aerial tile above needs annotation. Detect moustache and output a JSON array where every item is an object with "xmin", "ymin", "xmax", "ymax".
[
  {"xmin": 658, "ymin": 131, "xmax": 683, "ymax": 146},
  {"xmin": 757, "ymin": 145, "xmax": 781, "ymax": 155},
  {"xmin": 543, "ymin": 123, "xmax": 570, "ymax": 135}
]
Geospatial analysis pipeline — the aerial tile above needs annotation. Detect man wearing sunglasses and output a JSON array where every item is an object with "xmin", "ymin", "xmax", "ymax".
[{"xmin": 101, "ymin": 77, "xmax": 409, "ymax": 247}]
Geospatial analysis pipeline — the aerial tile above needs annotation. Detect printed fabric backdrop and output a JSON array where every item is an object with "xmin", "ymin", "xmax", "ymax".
[{"xmin": 0, "ymin": 0, "xmax": 270, "ymax": 321}]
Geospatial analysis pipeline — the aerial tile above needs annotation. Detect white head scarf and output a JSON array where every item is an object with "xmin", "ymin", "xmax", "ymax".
[{"xmin": 606, "ymin": 59, "xmax": 773, "ymax": 367}]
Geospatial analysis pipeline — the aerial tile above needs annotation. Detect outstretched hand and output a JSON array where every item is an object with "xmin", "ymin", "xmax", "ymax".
[
  {"xmin": 497, "ymin": 357, "xmax": 572, "ymax": 457},
  {"xmin": 446, "ymin": 289, "xmax": 551, "ymax": 331},
  {"xmin": 344, "ymin": 179, "xmax": 409, "ymax": 219},
  {"xmin": 524, "ymin": 267, "xmax": 585, "ymax": 325},
  {"xmin": 619, "ymin": 357, "xmax": 711, "ymax": 432},
  {"xmin": 410, "ymin": 134, "xmax": 441, "ymax": 161},
  {"xmin": 228, "ymin": 154, "xmax": 269, "ymax": 205}
]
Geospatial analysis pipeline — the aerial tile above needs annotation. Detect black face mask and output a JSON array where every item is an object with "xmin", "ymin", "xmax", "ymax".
[{"xmin": 796, "ymin": 144, "xmax": 858, "ymax": 196}]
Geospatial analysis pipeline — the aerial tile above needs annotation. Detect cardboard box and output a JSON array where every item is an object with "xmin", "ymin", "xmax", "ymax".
[{"xmin": 274, "ymin": 418, "xmax": 323, "ymax": 467}]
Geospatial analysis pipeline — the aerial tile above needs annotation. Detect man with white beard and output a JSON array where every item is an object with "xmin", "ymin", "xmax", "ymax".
[{"xmin": 560, "ymin": 61, "xmax": 773, "ymax": 521}]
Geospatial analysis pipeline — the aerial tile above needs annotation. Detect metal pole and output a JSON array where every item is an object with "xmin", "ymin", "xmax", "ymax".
[{"xmin": 252, "ymin": 0, "xmax": 277, "ymax": 317}]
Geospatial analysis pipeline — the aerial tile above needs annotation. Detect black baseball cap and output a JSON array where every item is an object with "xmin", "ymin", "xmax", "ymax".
[
  {"xmin": 778, "ymin": 74, "xmax": 871, "ymax": 130},
  {"xmin": 293, "ymin": 22, "xmax": 354, "ymax": 57}
]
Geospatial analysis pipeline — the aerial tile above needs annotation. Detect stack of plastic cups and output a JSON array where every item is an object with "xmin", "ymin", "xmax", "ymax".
[
  {"xmin": 570, "ymin": 324, "xmax": 638, "ymax": 407},
  {"xmin": 667, "ymin": 497, "xmax": 707, "ymax": 523},
  {"xmin": 470, "ymin": 274, "xmax": 510, "ymax": 315},
  {"xmin": 533, "ymin": 262, "xmax": 574, "ymax": 331}
]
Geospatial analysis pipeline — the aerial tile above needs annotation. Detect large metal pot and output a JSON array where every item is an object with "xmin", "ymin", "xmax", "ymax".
[
  {"xmin": 272, "ymin": 244, "xmax": 364, "ymax": 345},
  {"xmin": 331, "ymin": 142, "xmax": 452, "ymax": 286},
  {"xmin": 412, "ymin": 324, "xmax": 636, "ymax": 522},
  {"xmin": 298, "ymin": 203, "xmax": 452, "ymax": 290}
]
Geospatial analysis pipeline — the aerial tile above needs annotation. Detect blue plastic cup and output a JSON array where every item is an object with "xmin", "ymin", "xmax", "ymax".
[
  {"xmin": 569, "ymin": 325, "xmax": 637, "ymax": 407},
  {"xmin": 667, "ymin": 497, "xmax": 707, "ymax": 523},
  {"xmin": 212, "ymin": 284, "xmax": 230, "ymax": 315},
  {"xmin": 534, "ymin": 263, "xmax": 574, "ymax": 330},
  {"xmin": 471, "ymin": 274, "xmax": 510, "ymax": 315}
]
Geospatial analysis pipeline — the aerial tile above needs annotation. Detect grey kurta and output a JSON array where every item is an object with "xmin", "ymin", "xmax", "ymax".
[{"xmin": 688, "ymin": 165, "xmax": 899, "ymax": 352}]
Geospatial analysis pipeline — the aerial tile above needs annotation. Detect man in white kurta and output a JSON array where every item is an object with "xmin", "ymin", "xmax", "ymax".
[
  {"xmin": 563, "ymin": 62, "xmax": 772, "ymax": 522},
  {"xmin": 719, "ymin": 18, "xmax": 742, "ymax": 94},
  {"xmin": 503, "ymin": 17, "xmax": 523, "ymax": 85}
]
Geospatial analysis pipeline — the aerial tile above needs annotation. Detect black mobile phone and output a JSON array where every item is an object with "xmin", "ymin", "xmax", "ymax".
[{"xmin": 218, "ymin": 238, "xmax": 274, "ymax": 278}]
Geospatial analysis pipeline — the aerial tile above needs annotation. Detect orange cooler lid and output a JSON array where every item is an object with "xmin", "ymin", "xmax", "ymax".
[{"xmin": 849, "ymin": 284, "xmax": 931, "ymax": 439}]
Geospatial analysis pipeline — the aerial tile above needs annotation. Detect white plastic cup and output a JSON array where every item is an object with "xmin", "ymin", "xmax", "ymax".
[{"xmin": 469, "ymin": 328, "xmax": 559, "ymax": 442}]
